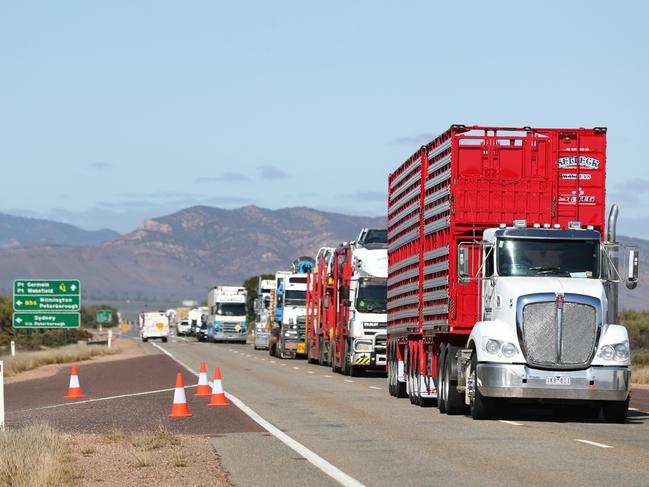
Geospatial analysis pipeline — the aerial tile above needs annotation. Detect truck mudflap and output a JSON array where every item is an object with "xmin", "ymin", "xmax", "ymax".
[{"xmin": 477, "ymin": 364, "xmax": 629, "ymax": 401}]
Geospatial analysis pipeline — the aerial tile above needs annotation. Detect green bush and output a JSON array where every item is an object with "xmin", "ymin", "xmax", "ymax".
[{"xmin": 621, "ymin": 310, "xmax": 649, "ymax": 349}]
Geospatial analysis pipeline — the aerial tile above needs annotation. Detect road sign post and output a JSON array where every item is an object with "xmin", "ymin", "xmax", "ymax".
[{"xmin": 0, "ymin": 360, "xmax": 4, "ymax": 431}]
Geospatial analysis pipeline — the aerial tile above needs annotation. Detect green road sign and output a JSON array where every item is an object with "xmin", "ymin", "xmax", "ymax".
[
  {"xmin": 13, "ymin": 279, "xmax": 80, "ymax": 296},
  {"xmin": 13, "ymin": 313, "xmax": 80, "ymax": 329},
  {"xmin": 13, "ymin": 295, "xmax": 80, "ymax": 312},
  {"xmin": 96, "ymin": 309, "xmax": 113, "ymax": 324}
]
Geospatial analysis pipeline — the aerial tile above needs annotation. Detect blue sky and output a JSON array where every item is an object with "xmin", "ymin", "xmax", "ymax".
[{"xmin": 1, "ymin": 1, "xmax": 648, "ymax": 236}]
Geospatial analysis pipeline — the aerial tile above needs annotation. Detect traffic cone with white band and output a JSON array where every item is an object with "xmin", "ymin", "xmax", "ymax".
[
  {"xmin": 64, "ymin": 364, "xmax": 86, "ymax": 399},
  {"xmin": 195, "ymin": 360, "xmax": 211, "ymax": 396},
  {"xmin": 169, "ymin": 372, "xmax": 192, "ymax": 418},
  {"xmin": 208, "ymin": 367, "xmax": 228, "ymax": 406}
]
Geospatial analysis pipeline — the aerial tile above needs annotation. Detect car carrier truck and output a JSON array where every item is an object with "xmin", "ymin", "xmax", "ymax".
[{"xmin": 386, "ymin": 125, "xmax": 639, "ymax": 422}]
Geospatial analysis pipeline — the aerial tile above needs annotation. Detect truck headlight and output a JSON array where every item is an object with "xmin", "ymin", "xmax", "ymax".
[
  {"xmin": 354, "ymin": 340, "xmax": 372, "ymax": 352},
  {"xmin": 501, "ymin": 342, "xmax": 518, "ymax": 358},
  {"xmin": 485, "ymin": 339, "xmax": 500, "ymax": 355},
  {"xmin": 598, "ymin": 345, "xmax": 615, "ymax": 360},
  {"xmin": 614, "ymin": 343, "xmax": 630, "ymax": 360}
]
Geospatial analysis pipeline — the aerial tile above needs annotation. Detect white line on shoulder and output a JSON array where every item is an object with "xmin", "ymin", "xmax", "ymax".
[
  {"xmin": 151, "ymin": 342, "xmax": 364, "ymax": 486},
  {"xmin": 575, "ymin": 439, "xmax": 613, "ymax": 449}
]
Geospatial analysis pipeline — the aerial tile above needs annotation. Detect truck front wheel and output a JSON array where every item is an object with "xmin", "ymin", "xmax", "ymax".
[
  {"xmin": 444, "ymin": 344, "xmax": 465, "ymax": 415},
  {"xmin": 469, "ymin": 352, "xmax": 492, "ymax": 420},
  {"xmin": 602, "ymin": 397, "xmax": 629, "ymax": 424}
]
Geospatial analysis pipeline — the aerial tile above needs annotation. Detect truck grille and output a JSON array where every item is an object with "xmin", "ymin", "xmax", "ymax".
[
  {"xmin": 375, "ymin": 335, "xmax": 386, "ymax": 352},
  {"xmin": 223, "ymin": 323, "xmax": 244, "ymax": 334},
  {"xmin": 519, "ymin": 295, "xmax": 599, "ymax": 369}
]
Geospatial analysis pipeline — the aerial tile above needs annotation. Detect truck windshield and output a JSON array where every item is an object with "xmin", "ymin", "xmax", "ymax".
[
  {"xmin": 356, "ymin": 283, "xmax": 387, "ymax": 313},
  {"xmin": 284, "ymin": 290, "xmax": 306, "ymax": 305},
  {"xmin": 359, "ymin": 229, "xmax": 388, "ymax": 249},
  {"xmin": 497, "ymin": 238, "xmax": 599, "ymax": 278},
  {"xmin": 215, "ymin": 303, "xmax": 246, "ymax": 316}
]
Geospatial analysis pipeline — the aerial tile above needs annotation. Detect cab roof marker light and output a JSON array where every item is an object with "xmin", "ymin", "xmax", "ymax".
[
  {"xmin": 543, "ymin": 223, "xmax": 551, "ymax": 228},
  {"xmin": 587, "ymin": 225, "xmax": 594, "ymax": 230},
  {"xmin": 553, "ymin": 224, "xmax": 561, "ymax": 229},
  {"xmin": 533, "ymin": 223, "xmax": 540, "ymax": 228},
  {"xmin": 513, "ymin": 219, "xmax": 527, "ymax": 228},
  {"xmin": 499, "ymin": 223, "xmax": 506, "ymax": 228}
]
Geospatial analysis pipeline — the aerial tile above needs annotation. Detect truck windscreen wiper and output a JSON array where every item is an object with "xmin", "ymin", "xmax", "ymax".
[{"xmin": 529, "ymin": 266, "xmax": 570, "ymax": 276}]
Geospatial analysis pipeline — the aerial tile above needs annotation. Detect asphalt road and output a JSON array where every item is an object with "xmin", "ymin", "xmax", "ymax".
[
  {"xmin": 157, "ymin": 337, "xmax": 649, "ymax": 487},
  {"xmin": 4, "ymin": 354, "xmax": 263, "ymax": 435}
]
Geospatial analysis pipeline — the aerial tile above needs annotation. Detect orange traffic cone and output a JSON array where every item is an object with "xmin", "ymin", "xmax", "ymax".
[
  {"xmin": 169, "ymin": 372, "xmax": 193, "ymax": 418},
  {"xmin": 195, "ymin": 360, "xmax": 212, "ymax": 396},
  {"xmin": 64, "ymin": 364, "xmax": 86, "ymax": 399},
  {"xmin": 208, "ymin": 367, "xmax": 229, "ymax": 407}
]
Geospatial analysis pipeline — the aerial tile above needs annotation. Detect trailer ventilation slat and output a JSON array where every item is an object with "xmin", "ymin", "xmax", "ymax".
[
  {"xmin": 387, "ymin": 295, "xmax": 419, "ymax": 310},
  {"xmin": 390, "ymin": 254, "xmax": 420, "ymax": 274},
  {"xmin": 423, "ymin": 201, "xmax": 451, "ymax": 221},
  {"xmin": 423, "ymin": 217, "xmax": 451, "ymax": 236},
  {"xmin": 391, "ymin": 158, "xmax": 421, "ymax": 189},
  {"xmin": 424, "ymin": 169, "xmax": 451, "ymax": 191},
  {"xmin": 423, "ymin": 247, "xmax": 449, "ymax": 261},
  {"xmin": 427, "ymin": 139, "xmax": 452, "ymax": 161},
  {"xmin": 388, "ymin": 229, "xmax": 419, "ymax": 252},
  {"xmin": 387, "ymin": 267, "xmax": 419, "ymax": 287}
]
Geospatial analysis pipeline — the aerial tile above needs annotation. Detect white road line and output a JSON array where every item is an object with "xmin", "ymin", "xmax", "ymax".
[
  {"xmin": 151, "ymin": 342, "xmax": 365, "ymax": 487},
  {"xmin": 575, "ymin": 439, "xmax": 613, "ymax": 449},
  {"xmin": 270, "ymin": 360, "xmax": 276, "ymax": 364},
  {"xmin": 499, "ymin": 420, "xmax": 523, "ymax": 426},
  {"xmin": 307, "ymin": 371, "xmax": 315, "ymax": 374},
  {"xmin": 281, "ymin": 363, "xmax": 287, "ymax": 367},
  {"xmin": 344, "ymin": 379, "xmax": 354, "ymax": 383},
  {"xmin": 324, "ymin": 375, "xmax": 333, "ymax": 378},
  {"xmin": 261, "ymin": 358, "xmax": 266, "ymax": 361},
  {"xmin": 293, "ymin": 366, "xmax": 300, "ymax": 370},
  {"xmin": 14, "ymin": 385, "xmax": 197, "ymax": 413},
  {"xmin": 368, "ymin": 386, "xmax": 381, "ymax": 390}
]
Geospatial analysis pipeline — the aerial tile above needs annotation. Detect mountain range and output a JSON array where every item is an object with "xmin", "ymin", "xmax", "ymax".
[
  {"xmin": 0, "ymin": 213, "xmax": 119, "ymax": 248},
  {"xmin": 0, "ymin": 207, "xmax": 645, "ymax": 310}
]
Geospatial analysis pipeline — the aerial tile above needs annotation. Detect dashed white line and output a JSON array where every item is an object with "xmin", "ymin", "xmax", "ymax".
[
  {"xmin": 261, "ymin": 358, "xmax": 266, "ymax": 361},
  {"xmin": 281, "ymin": 364, "xmax": 287, "ymax": 367},
  {"xmin": 307, "ymin": 371, "xmax": 315, "ymax": 374},
  {"xmin": 499, "ymin": 420, "xmax": 523, "ymax": 426},
  {"xmin": 344, "ymin": 379, "xmax": 354, "ymax": 383},
  {"xmin": 324, "ymin": 374, "xmax": 333, "ymax": 378},
  {"xmin": 293, "ymin": 366, "xmax": 300, "ymax": 370},
  {"xmin": 575, "ymin": 439, "xmax": 613, "ymax": 449},
  {"xmin": 152, "ymin": 342, "xmax": 364, "ymax": 487},
  {"xmin": 368, "ymin": 386, "xmax": 382, "ymax": 390},
  {"xmin": 270, "ymin": 360, "xmax": 276, "ymax": 364}
]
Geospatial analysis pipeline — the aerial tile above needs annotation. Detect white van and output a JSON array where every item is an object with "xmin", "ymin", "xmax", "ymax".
[{"xmin": 140, "ymin": 312, "xmax": 169, "ymax": 342}]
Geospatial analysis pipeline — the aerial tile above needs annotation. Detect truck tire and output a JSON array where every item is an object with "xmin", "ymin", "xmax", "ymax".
[
  {"xmin": 142, "ymin": 337, "xmax": 148, "ymax": 343},
  {"xmin": 444, "ymin": 344, "xmax": 465, "ymax": 415},
  {"xmin": 162, "ymin": 337, "xmax": 168, "ymax": 343},
  {"xmin": 341, "ymin": 340, "xmax": 350, "ymax": 376},
  {"xmin": 470, "ymin": 352, "xmax": 491, "ymax": 420},
  {"xmin": 437, "ymin": 345, "xmax": 447, "ymax": 413},
  {"xmin": 602, "ymin": 397, "xmax": 629, "ymax": 423}
]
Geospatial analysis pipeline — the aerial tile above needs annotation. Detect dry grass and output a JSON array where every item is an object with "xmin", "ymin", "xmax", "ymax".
[
  {"xmin": 1, "ymin": 343, "xmax": 122, "ymax": 377},
  {"xmin": 130, "ymin": 424, "xmax": 181, "ymax": 451},
  {"xmin": 0, "ymin": 422, "xmax": 73, "ymax": 487},
  {"xmin": 632, "ymin": 365, "xmax": 649, "ymax": 385}
]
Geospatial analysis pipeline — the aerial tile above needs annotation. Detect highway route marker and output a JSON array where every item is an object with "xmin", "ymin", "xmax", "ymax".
[{"xmin": 96, "ymin": 309, "xmax": 113, "ymax": 324}]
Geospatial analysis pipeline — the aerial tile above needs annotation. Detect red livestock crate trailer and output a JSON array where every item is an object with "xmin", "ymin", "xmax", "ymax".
[
  {"xmin": 386, "ymin": 125, "xmax": 639, "ymax": 422},
  {"xmin": 306, "ymin": 247, "xmax": 336, "ymax": 365}
]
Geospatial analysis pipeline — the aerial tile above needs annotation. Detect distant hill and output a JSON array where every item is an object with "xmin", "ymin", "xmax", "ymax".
[
  {"xmin": 0, "ymin": 206, "xmax": 385, "ymax": 301},
  {"xmin": 0, "ymin": 212, "xmax": 119, "ymax": 248},
  {"xmin": 0, "ymin": 206, "xmax": 645, "ymax": 311}
]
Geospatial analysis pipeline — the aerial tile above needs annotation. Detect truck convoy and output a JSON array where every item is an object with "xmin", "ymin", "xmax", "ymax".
[
  {"xmin": 270, "ymin": 257, "xmax": 314, "ymax": 358},
  {"xmin": 306, "ymin": 229, "xmax": 388, "ymax": 375},
  {"xmin": 386, "ymin": 125, "xmax": 639, "ymax": 422},
  {"xmin": 207, "ymin": 286, "xmax": 248, "ymax": 343},
  {"xmin": 139, "ymin": 311, "xmax": 169, "ymax": 342}
]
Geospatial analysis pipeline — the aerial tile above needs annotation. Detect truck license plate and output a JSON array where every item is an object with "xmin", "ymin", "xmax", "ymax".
[{"xmin": 546, "ymin": 376, "xmax": 571, "ymax": 385}]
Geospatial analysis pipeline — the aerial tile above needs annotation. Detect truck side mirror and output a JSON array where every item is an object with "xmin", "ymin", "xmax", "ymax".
[
  {"xmin": 457, "ymin": 246, "xmax": 470, "ymax": 285},
  {"xmin": 626, "ymin": 247, "xmax": 639, "ymax": 290},
  {"xmin": 600, "ymin": 242, "xmax": 620, "ymax": 281}
]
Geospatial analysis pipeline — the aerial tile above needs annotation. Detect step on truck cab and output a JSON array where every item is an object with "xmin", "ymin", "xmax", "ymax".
[
  {"xmin": 208, "ymin": 287, "xmax": 247, "ymax": 343},
  {"xmin": 329, "ymin": 230, "xmax": 388, "ymax": 376},
  {"xmin": 386, "ymin": 125, "xmax": 640, "ymax": 422},
  {"xmin": 139, "ymin": 311, "xmax": 169, "ymax": 343}
]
